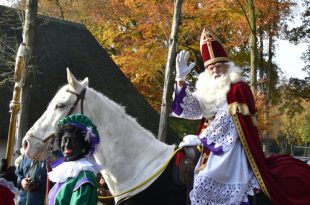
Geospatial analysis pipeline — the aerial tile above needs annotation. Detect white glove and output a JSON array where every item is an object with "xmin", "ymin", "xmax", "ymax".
[
  {"xmin": 179, "ymin": 135, "xmax": 201, "ymax": 148},
  {"xmin": 175, "ymin": 50, "xmax": 196, "ymax": 81}
]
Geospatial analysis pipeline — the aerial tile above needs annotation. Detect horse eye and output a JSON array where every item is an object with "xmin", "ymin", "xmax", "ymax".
[{"xmin": 55, "ymin": 103, "xmax": 66, "ymax": 110}]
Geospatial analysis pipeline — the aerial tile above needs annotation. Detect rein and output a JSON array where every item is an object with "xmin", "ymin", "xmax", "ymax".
[
  {"xmin": 28, "ymin": 87, "xmax": 87, "ymax": 145},
  {"xmin": 98, "ymin": 147, "xmax": 182, "ymax": 201}
]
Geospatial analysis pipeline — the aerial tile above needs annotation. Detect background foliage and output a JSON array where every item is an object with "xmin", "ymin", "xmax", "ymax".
[{"xmin": 1, "ymin": 0, "xmax": 309, "ymax": 151}]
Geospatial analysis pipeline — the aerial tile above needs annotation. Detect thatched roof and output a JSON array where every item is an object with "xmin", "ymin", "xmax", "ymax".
[{"xmin": 0, "ymin": 5, "xmax": 179, "ymax": 144}]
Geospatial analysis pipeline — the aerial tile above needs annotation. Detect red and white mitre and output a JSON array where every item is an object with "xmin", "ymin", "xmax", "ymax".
[{"xmin": 200, "ymin": 28, "xmax": 229, "ymax": 68}]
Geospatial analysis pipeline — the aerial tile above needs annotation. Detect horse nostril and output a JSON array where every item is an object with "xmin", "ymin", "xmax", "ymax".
[{"xmin": 22, "ymin": 139, "xmax": 28, "ymax": 150}]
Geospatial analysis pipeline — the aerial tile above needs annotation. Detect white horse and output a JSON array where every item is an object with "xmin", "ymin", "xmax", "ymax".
[{"xmin": 22, "ymin": 68, "xmax": 186, "ymax": 205}]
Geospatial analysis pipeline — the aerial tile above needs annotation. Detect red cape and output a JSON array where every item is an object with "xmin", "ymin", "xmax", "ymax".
[
  {"xmin": 227, "ymin": 81, "xmax": 310, "ymax": 205},
  {"xmin": 0, "ymin": 185, "xmax": 15, "ymax": 205}
]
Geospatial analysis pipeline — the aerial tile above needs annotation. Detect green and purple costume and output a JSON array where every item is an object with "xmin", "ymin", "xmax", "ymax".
[
  {"xmin": 48, "ymin": 114, "xmax": 102, "ymax": 205},
  {"xmin": 48, "ymin": 158, "xmax": 101, "ymax": 205}
]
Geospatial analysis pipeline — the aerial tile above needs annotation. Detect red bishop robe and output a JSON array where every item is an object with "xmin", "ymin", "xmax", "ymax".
[{"xmin": 226, "ymin": 81, "xmax": 310, "ymax": 205}]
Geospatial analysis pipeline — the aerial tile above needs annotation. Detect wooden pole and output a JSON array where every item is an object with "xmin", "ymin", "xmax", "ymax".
[
  {"xmin": 158, "ymin": 0, "xmax": 183, "ymax": 142},
  {"xmin": 6, "ymin": 43, "xmax": 26, "ymax": 168},
  {"xmin": 16, "ymin": 0, "xmax": 38, "ymax": 151},
  {"xmin": 249, "ymin": 0, "xmax": 257, "ymax": 94}
]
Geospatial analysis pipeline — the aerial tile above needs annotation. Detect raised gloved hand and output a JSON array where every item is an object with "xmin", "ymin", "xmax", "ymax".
[
  {"xmin": 179, "ymin": 134, "xmax": 201, "ymax": 148},
  {"xmin": 175, "ymin": 50, "xmax": 196, "ymax": 81}
]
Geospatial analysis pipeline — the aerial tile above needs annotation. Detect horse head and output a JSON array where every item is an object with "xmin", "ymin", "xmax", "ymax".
[{"xmin": 22, "ymin": 68, "xmax": 89, "ymax": 161}]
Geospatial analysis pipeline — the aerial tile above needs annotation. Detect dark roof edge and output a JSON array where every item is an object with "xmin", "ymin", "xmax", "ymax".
[{"xmin": 0, "ymin": 5, "xmax": 86, "ymax": 30}]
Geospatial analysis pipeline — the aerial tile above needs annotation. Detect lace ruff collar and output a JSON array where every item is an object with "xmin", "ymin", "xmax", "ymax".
[{"xmin": 48, "ymin": 158, "xmax": 102, "ymax": 183}]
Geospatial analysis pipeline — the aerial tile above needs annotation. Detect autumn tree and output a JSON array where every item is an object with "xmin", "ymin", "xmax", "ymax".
[
  {"xmin": 270, "ymin": 0, "xmax": 310, "ymax": 150},
  {"xmin": 276, "ymin": 77, "xmax": 310, "ymax": 152},
  {"xmin": 0, "ymin": 8, "xmax": 22, "ymax": 88},
  {"xmin": 251, "ymin": 0, "xmax": 292, "ymax": 142},
  {"xmin": 36, "ymin": 0, "xmax": 255, "ymax": 109},
  {"xmin": 286, "ymin": 0, "xmax": 310, "ymax": 77},
  {"xmin": 32, "ymin": 0, "xmax": 306, "ymax": 143}
]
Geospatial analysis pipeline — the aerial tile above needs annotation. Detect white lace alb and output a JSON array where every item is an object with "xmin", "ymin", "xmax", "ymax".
[
  {"xmin": 190, "ymin": 175, "xmax": 259, "ymax": 205},
  {"xmin": 174, "ymin": 88, "xmax": 203, "ymax": 120},
  {"xmin": 200, "ymin": 103, "xmax": 238, "ymax": 152}
]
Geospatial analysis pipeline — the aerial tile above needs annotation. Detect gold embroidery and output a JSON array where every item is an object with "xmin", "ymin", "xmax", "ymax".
[
  {"xmin": 203, "ymin": 57, "xmax": 229, "ymax": 67},
  {"xmin": 196, "ymin": 145, "xmax": 202, "ymax": 153},
  {"xmin": 228, "ymin": 103, "xmax": 257, "ymax": 127},
  {"xmin": 227, "ymin": 102, "xmax": 250, "ymax": 115},
  {"xmin": 232, "ymin": 114, "xmax": 270, "ymax": 199}
]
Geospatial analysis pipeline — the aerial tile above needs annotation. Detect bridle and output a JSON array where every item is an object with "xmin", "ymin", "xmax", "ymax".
[
  {"xmin": 28, "ymin": 87, "xmax": 87, "ymax": 146},
  {"xmin": 65, "ymin": 87, "xmax": 86, "ymax": 117}
]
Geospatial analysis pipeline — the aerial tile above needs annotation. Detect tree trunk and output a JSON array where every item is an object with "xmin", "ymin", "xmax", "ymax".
[
  {"xmin": 258, "ymin": 27, "xmax": 264, "ymax": 87},
  {"xmin": 249, "ymin": 0, "xmax": 257, "ymax": 93},
  {"xmin": 258, "ymin": 26, "xmax": 270, "ymax": 154},
  {"xmin": 54, "ymin": 0, "xmax": 65, "ymax": 20},
  {"xmin": 263, "ymin": 26, "xmax": 274, "ymax": 154},
  {"xmin": 16, "ymin": 0, "xmax": 38, "ymax": 151},
  {"xmin": 158, "ymin": 0, "xmax": 183, "ymax": 142}
]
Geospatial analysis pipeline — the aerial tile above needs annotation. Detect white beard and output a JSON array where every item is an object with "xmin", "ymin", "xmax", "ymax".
[{"xmin": 193, "ymin": 62, "xmax": 242, "ymax": 119}]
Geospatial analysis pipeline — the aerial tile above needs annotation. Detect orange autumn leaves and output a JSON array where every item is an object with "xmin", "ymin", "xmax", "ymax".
[{"xmin": 37, "ymin": 0, "xmax": 293, "ymax": 111}]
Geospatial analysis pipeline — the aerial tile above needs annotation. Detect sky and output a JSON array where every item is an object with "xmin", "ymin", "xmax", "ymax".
[
  {"xmin": 273, "ymin": 0, "xmax": 308, "ymax": 79},
  {"xmin": 0, "ymin": 0, "xmax": 308, "ymax": 79},
  {"xmin": 0, "ymin": 0, "xmax": 11, "ymax": 6},
  {"xmin": 275, "ymin": 40, "xmax": 307, "ymax": 79}
]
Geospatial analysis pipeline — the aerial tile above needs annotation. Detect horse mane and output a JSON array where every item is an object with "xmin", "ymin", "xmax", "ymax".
[
  {"xmin": 79, "ymin": 86, "xmax": 176, "ymax": 202},
  {"xmin": 84, "ymin": 86, "xmax": 157, "ymax": 141}
]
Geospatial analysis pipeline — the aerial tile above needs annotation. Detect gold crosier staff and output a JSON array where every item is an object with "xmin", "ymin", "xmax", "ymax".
[{"xmin": 5, "ymin": 43, "xmax": 26, "ymax": 168}]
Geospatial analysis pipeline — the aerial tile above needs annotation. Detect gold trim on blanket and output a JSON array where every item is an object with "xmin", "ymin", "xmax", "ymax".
[{"xmin": 232, "ymin": 114, "xmax": 271, "ymax": 199}]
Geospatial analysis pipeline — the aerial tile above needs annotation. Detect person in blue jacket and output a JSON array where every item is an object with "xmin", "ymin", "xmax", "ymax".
[{"xmin": 15, "ymin": 154, "xmax": 47, "ymax": 205}]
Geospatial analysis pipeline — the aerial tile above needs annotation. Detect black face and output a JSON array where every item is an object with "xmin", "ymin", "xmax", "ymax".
[{"xmin": 60, "ymin": 130, "xmax": 86, "ymax": 161}]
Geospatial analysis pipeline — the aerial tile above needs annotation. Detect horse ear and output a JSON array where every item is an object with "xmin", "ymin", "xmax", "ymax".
[
  {"xmin": 66, "ymin": 67, "xmax": 82, "ymax": 90},
  {"xmin": 81, "ymin": 77, "xmax": 89, "ymax": 87}
]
